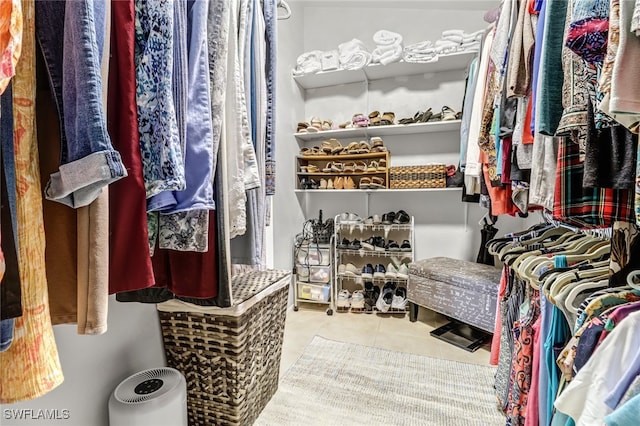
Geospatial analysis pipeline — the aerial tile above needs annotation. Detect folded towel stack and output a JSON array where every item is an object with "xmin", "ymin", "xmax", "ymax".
[
  {"xmin": 372, "ymin": 30, "xmax": 404, "ymax": 65},
  {"xmin": 293, "ymin": 50, "xmax": 323, "ymax": 76},
  {"xmin": 438, "ymin": 29, "xmax": 484, "ymax": 53},
  {"xmin": 338, "ymin": 38, "xmax": 372, "ymax": 70},
  {"xmin": 403, "ymin": 41, "xmax": 438, "ymax": 63}
]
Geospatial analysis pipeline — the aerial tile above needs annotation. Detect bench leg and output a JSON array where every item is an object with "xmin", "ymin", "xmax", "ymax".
[{"xmin": 409, "ymin": 302, "xmax": 419, "ymax": 322}]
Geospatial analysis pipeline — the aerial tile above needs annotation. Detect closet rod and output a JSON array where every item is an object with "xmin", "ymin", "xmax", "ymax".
[{"xmin": 277, "ymin": 0, "xmax": 291, "ymax": 20}]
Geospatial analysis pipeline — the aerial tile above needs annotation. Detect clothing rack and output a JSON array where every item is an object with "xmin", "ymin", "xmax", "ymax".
[
  {"xmin": 277, "ymin": 0, "xmax": 291, "ymax": 20},
  {"xmin": 540, "ymin": 210, "xmax": 613, "ymax": 240}
]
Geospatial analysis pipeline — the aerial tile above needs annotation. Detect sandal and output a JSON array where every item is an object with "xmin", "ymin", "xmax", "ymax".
[
  {"xmin": 441, "ymin": 106, "xmax": 457, "ymax": 121},
  {"xmin": 378, "ymin": 159, "xmax": 387, "ymax": 171},
  {"xmin": 354, "ymin": 161, "xmax": 368, "ymax": 173},
  {"xmin": 357, "ymin": 141, "xmax": 371, "ymax": 154},
  {"xmin": 352, "ymin": 113, "xmax": 369, "ymax": 127},
  {"xmin": 346, "ymin": 141, "xmax": 361, "ymax": 154},
  {"xmin": 322, "ymin": 119, "xmax": 333, "ymax": 131},
  {"xmin": 297, "ymin": 121, "xmax": 310, "ymax": 133},
  {"xmin": 418, "ymin": 108, "xmax": 433, "ymax": 122},
  {"xmin": 310, "ymin": 117, "xmax": 323, "ymax": 131},
  {"xmin": 367, "ymin": 161, "xmax": 379, "ymax": 172},
  {"xmin": 370, "ymin": 137, "xmax": 384, "ymax": 148},
  {"xmin": 301, "ymin": 164, "xmax": 320, "ymax": 173},
  {"xmin": 343, "ymin": 162, "xmax": 356, "ymax": 173},
  {"xmin": 359, "ymin": 177, "xmax": 372, "ymax": 189},
  {"xmin": 380, "ymin": 112, "xmax": 395, "ymax": 125},
  {"xmin": 371, "ymin": 144, "xmax": 387, "ymax": 153},
  {"xmin": 369, "ymin": 176, "xmax": 385, "ymax": 189},
  {"xmin": 321, "ymin": 138, "xmax": 343, "ymax": 154}
]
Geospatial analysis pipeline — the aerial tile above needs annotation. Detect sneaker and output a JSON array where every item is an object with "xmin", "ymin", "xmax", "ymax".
[
  {"xmin": 397, "ymin": 263, "xmax": 409, "ymax": 279},
  {"xmin": 386, "ymin": 240, "xmax": 400, "ymax": 251},
  {"xmin": 385, "ymin": 263, "xmax": 398, "ymax": 279},
  {"xmin": 338, "ymin": 264, "xmax": 346, "ymax": 275},
  {"xmin": 343, "ymin": 263, "xmax": 360, "ymax": 277},
  {"xmin": 374, "ymin": 236, "xmax": 386, "ymax": 252},
  {"xmin": 400, "ymin": 240, "xmax": 412, "ymax": 252},
  {"xmin": 351, "ymin": 290, "xmax": 365, "ymax": 309},
  {"xmin": 376, "ymin": 282, "xmax": 396, "ymax": 313},
  {"xmin": 337, "ymin": 289, "xmax": 351, "ymax": 309},
  {"xmin": 362, "ymin": 264, "xmax": 374, "ymax": 279},
  {"xmin": 391, "ymin": 287, "xmax": 407, "ymax": 310},
  {"xmin": 373, "ymin": 263, "xmax": 386, "ymax": 279},
  {"xmin": 361, "ymin": 236, "xmax": 376, "ymax": 251},
  {"xmin": 371, "ymin": 214, "xmax": 382, "ymax": 225},
  {"xmin": 337, "ymin": 238, "xmax": 351, "ymax": 249},
  {"xmin": 350, "ymin": 239, "xmax": 362, "ymax": 250},
  {"xmin": 339, "ymin": 212, "xmax": 362, "ymax": 224}
]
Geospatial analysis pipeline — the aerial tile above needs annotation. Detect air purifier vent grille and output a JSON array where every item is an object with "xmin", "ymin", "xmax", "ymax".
[{"xmin": 114, "ymin": 368, "xmax": 183, "ymax": 404}]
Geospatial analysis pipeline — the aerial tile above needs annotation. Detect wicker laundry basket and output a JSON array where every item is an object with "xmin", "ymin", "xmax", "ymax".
[
  {"xmin": 389, "ymin": 164, "xmax": 447, "ymax": 189},
  {"xmin": 157, "ymin": 270, "xmax": 291, "ymax": 426}
]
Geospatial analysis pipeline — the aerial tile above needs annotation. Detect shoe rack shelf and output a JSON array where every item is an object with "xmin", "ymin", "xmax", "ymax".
[
  {"xmin": 296, "ymin": 151, "xmax": 390, "ymax": 190},
  {"xmin": 295, "ymin": 120, "xmax": 461, "ymax": 142},
  {"xmin": 293, "ymin": 51, "xmax": 476, "ymax": 90},
  {"xmin": 333, "ymin": 215, "xmax": 414, "ymax": 314}
]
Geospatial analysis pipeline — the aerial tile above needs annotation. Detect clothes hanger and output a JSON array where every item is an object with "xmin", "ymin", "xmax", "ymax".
[
  {"xmin": 277, "ymin": 0, "xmax": 291, "ymax": 20},
  {"xmin": 549, "ymin": 266, "xmax": 611, "ymax": 302},
  {"xmin": 564, "ymin": 279, "xmax": 610, "ymax": 315},
  {"xmin": 626, "ymin": 270, "xmax": 640, "ymax": 291}
]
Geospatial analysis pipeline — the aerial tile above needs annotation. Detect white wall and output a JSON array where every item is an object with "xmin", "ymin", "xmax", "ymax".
[
  {"xmin": 1, "ymin": 297, "xmax": 165, "ymax": 426},
  {"xmin": 273, "ymin": 0, "xmax": 534, "ymax": 272}
]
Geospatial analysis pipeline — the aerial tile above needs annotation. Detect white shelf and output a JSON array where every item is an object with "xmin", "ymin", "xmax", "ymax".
[
  {"xmin": 293, "ymin": 51, "xmax": 477, "ymax": 90},
  {"xmin": 295, "ymin": 187, "xmax": 462, "ymax": 194},
  {"xmin": 295, "ymin": 120, "xmax": 461, "ymax": 142}
]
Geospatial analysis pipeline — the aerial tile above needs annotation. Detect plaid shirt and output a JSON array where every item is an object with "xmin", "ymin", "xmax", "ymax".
[{"xmin": 553, "ymin": 137, "xmax": 635, "ymax": 227}]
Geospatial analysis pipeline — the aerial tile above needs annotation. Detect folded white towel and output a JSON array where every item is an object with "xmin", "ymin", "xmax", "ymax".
[
  {"xmin": 321, "ymin": 50, "xmax": 339, "ymax": 71},
  {"xmin": 338, "ymin": 38, "xmax": 368, "ymax": 56},
  {"xmin": 459, "ymin": 41, "xmax": 481, "ymax": 52},
  {"xmin": 341, "ymin": 50, "xmax": 372, "ymax": 70},
  {"xmin": 404, "ymin": 40, "xmax": 435, "ymax": 54},
  {"xmin": 442, "ymin": 29, "xmax": 465, "ymax": 37},
  {"xmin": 435, "ymin": 39, "xmax": 460, "ymax": 48},
  {"xmin": 293, "ymin": 50, "xmax": 322, "ymax": 76},
  {"xmin": 435, "ymin": 44, "xmax": 461, "ymax": 55},
  {"xmin": 403, "ymin": 51, "xmax": 438, "ymax": 63},
  {"xmin": 373, "ymin": 30, "xmax": 403, "ymax": 46},
  {"xmin": 442, "ymin": 34, "xmax": 464, "ymax": 44},
  {"xmin": 338, "ymin": 38, "xmax": 372, "ymax": 70},
  {"xmin": 372, "ymin": 43, "xmax": 403, "ymax": 65}
]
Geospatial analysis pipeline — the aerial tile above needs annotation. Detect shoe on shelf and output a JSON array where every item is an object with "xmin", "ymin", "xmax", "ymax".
[
  {"xmin": 364, "ymin": 281, "xmax": 380, "ymax": 313},
  {"xmin": 342, "ymin": 263, "xmax": 360, "ymax": 277},
  {"xmin": 338, "ymin": 264, "xmax": 346, "ymax": 275},
  {"xmin": 350, "ymin": 239, "xmax": 362, "ymax": 250},
  {"xmin": 337, "ymin": 289, "xmax": 351, "ymax": 310},
  {"xmin": 397, "ymin": 263, "xmax": 410, "ymax": 279},
  {"xmin": 338, "ymin": 212, "xmax": 362, "ymax": 224},
  {"xmin": 373, "ymin": 236, "xmax": 386, "ymax": 252},
  {"xmin": 361, "ymin": 236, "xmax": 376, "ymax": 250},
  {"xmin": 327, "ymin": 178, "xmax": 334, "ymax": 189},
  {"xmin": 373, "ymin": 264, "xmax": 386, "ymax": 279},
  {"xmin": 319, "ymin": 178, "xmax": 328, "ymax": 189},
  {"xmin": 337, "ymin": 238, "xmax": 351, "ymax": 249},
  {"xmin": 376, "ymin": 282, "xmax": 396, "ymax": 313},
  {"xmin": 351, "ymin": 290, "xmax": 365, "ymax": 310},
  {"xmin": 370, "ymin": 136, "xmax": 384, "ymax": 148},
  {"xmin": 344, "ymin": 176, "xmax": 356, "ymax": 189},
  {"xmin": 362, "ymin": 264, "xmax": 374, "ymax": 279},
  {"xmin": 385, "ymin": 263, "xmax": 398, "ymax": 279},
  {"xmin": 400, "ymin": 240, "xmax": 412, "ymax": 252},
  {"xmin": 372, "ymin": 214, "xmax": 382, "ymax": 225},
  {"xmin": 391, "ymin": 287, "xmax": 408, "ymax": 310},
  {"xmin": 386, "ymin": 240, "xmax": 400, "ymax": 251},
  {"xmin": 382, "ymin": 211, "xmax": 396, "ymax": 225},
  {"xmin": 393, "ymin": 210, "xmax": 411, "ymax": 224},
  {"xmin": 334, "ymin": 176, "xmax": 344, "ymax": 190}
]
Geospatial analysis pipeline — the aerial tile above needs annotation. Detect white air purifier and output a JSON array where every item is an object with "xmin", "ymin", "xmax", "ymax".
[{"xmin": 108, "ymin": 367, "xmax": 188, "ymax": 426}]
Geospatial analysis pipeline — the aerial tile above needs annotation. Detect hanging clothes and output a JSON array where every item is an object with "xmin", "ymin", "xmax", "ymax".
[
  {"xmin": 0, "ymin": 0, "xmax": 22, "ymax": 94},
  {"xmin": 0, "ymin": 0, "xmax": 64, "ymax": 401}
]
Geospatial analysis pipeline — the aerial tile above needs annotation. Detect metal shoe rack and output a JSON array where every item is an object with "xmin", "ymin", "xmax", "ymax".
[
  {"xmin": 292, "ymin": 236, "xmax": 335, "ymax": 315},
  {"xmin": 333, "ymin": 214, "xmax": 414, "ymax": 314}
]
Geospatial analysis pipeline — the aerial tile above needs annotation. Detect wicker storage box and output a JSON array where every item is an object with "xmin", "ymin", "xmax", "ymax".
[
  {"xmin": 157, "ymin": 270, "xmax": 291, "ymax": 426},
  {"xmin": 389, "ymin": 164, "xmax": 446, "ymax": 189}
]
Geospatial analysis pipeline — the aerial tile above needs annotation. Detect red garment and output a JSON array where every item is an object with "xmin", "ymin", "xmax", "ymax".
[
  {"xmin": 151, "ymin": 210, "xmax": 218, "ymax": 299},
  {"xmin": 483, "ymin": 163, "xmax": 520, "ymax": 216},
  {"xmin": 522, "ymin": 96, "xmax": 534, "ymax": 145},
  {"xmin": 107, "ymin": 0, "xmax": 155, "ymax": 294},
  {"xmin": 490, "ymin": 265, "xmax": 509, "ymax": 366}
]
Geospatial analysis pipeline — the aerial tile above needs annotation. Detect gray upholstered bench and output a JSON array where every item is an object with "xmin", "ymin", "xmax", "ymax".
[{"xmin": 407, "ymin": 257, "xmax": 501, "ymax": 351}]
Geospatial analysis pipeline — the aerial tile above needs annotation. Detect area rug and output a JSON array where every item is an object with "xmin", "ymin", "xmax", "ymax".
[{"xmin": 255, "ymin": 336, "xmax": 504, "ymax": 426}]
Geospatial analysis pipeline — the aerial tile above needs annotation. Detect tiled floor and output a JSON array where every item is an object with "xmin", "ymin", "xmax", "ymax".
[{"xmin": 280, "ymin": 303, "xmax": 491, "ymax": 376}]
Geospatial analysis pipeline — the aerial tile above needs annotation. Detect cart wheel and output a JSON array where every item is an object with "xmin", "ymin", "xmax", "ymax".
[
  {"xmin": 293, "ymin": 306, "xmax": 299, "ymax": 312},
  {"xmin": 327, "ymin": 309, "xmax": 333, "ymax": 316}
]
